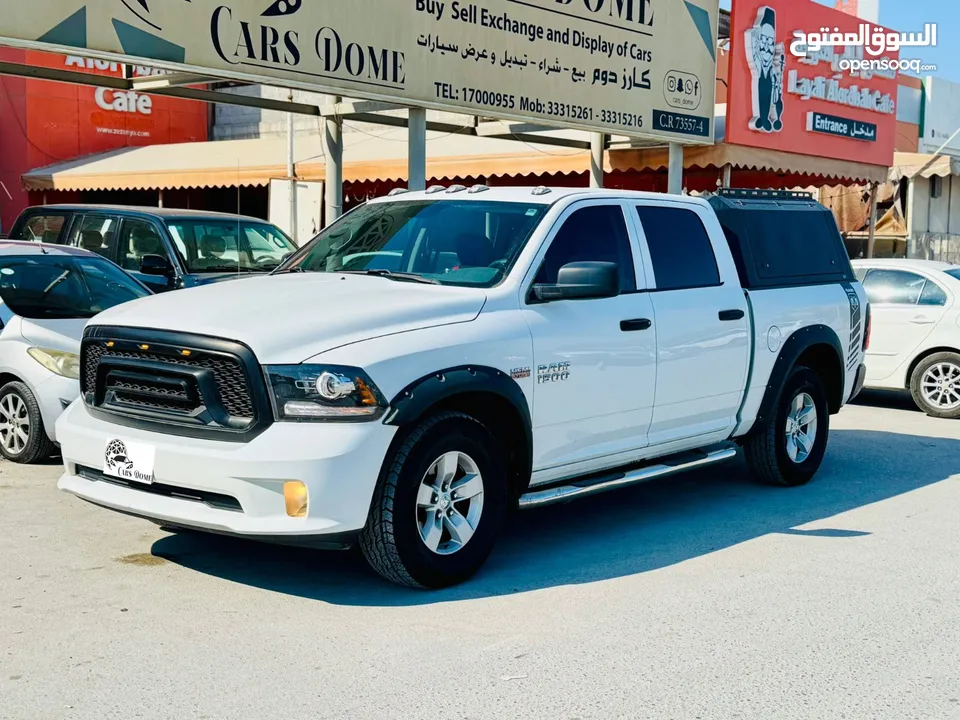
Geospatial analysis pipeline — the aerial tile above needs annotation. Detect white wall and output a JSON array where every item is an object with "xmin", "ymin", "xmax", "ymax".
[
  {"xmin": 213, "ymin": 85, "xmax": 475, "ymax": 141},
  {"xmin": 908, "ymin": 174, "xmax": 960, "ymax": 262},
  {"xmin": 920, "ymin": 77, "xmax": 960, "ymax": 156}
]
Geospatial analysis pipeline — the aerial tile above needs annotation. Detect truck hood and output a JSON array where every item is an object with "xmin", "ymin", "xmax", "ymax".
[{"xmin": 89, "ymin": 273, "xmax": 487, "ymax": 363}]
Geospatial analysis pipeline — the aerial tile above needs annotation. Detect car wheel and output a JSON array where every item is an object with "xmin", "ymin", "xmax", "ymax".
[
  {"xmin": 744, "ymin": 366, "xmax": 830, "ymax": 487},
  {"xmin": 910, "ymin": 352, "xmax": 960, "ymax": 419},
  {"xmin": 0, "ymin": 381, "xmax": 55, "ymax": 464},
  {"xmin": 360, "ymin": 411, "xmax": 508, "ymax": 588}
]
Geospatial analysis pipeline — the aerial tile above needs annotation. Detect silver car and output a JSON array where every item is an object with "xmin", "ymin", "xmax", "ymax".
[{"xmin": 0, "ymin": 242, "xmax": 150, "ymax": 462}]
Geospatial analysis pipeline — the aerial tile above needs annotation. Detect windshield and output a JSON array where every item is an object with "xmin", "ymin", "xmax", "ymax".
[
  {"xmin": 165, "ymin": 219, "xmax": 297, "ymax": 273},
  {"xmin": 0, "ymin": 254, "xmax": 150, "ymax": 319},
  {"xmin": 276, "ymin": 200, "xmax": 548, "ymax": 287},
  {"xmin": 946, "ymin": 268, "xmax": 960, "ymax": 281}
]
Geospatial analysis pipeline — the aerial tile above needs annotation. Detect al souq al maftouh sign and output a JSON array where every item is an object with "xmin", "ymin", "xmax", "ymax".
[{"xmin": 0, "ymin": 0, "xmax": 719, "ymax": 143}]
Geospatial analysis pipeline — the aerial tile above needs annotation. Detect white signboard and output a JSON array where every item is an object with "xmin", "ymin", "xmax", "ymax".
[
  {"xmin": 921, "ymin": 77, "xmax": 960, "ymax": 156},
  {"xmin": 0, "ymin": 0, "xmax": 719, "ymax": 143}
]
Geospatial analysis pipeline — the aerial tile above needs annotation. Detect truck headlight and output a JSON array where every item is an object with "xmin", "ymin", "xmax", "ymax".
[
  {"xmin": 264, "ymin": 365, "xmax": 387, "ymax": 421},
  {"xmin": 27, "ymin": 347, "xmax": 80, "ymax": 379}
]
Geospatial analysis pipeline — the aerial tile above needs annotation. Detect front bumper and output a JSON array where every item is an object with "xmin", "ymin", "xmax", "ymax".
[{"xmin": 55, "ymin": 401, "xmax": 398, "ymax": 543}]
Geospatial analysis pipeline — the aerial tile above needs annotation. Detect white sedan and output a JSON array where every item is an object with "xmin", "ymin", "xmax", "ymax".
[
  {"xmin": 0, "ymin": 242, "xmax": 150, "ymax": 462},
  {"xmin": 852, "ymin": 259, "xmax": 960, "ymax": 418}
]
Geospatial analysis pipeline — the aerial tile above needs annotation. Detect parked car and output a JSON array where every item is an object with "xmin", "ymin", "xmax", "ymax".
[
  {"xmin": 8, "ymin": 205, "xmax": 297, "ymax": 293},
  {"xmin": 56, "ymin": 187, "xmax": 867, "ymax": 588},
  {"xmin": 0, "ymin": 242, "xmax": 151, "ymax": 463},
  {"xmin": 851, "ymin": 258, "xmax": 960, "ymax": 418}
]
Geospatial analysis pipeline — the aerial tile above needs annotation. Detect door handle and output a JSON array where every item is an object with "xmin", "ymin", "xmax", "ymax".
[
  {"xmin": 620, "ymin": 318, "xmax": 652, "ymax": 332},
  {"xmin": 718, "ymin": 309, "xmax": 745, "ymax": 321},
  {"xmin": 910, "ymin": 316, "xmax": 935, "ymax": 325}
]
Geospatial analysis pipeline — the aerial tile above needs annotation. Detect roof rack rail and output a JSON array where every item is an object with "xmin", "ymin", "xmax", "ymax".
[
  {"xmin": 387, "ymin": 188, "xmax": 410, "ymax": 196},
  {"xmin": 718, "ymin": 188, "xmax": 814, "ymax": 200}
]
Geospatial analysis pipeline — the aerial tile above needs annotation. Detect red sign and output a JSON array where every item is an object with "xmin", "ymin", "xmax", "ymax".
[
  {"xmin": 24, "ymin": 50, "xmax": 208, "ymax": 162},
  {"xmin": 0, "ymin": 48, "xmax": 207, "ymax": 231},
  {"xmin": 726, "ymin": 0, "xmax": 898, "ymax": 167}
]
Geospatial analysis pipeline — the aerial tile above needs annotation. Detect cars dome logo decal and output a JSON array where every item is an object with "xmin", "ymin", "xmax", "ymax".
[{"xmin": 105, "ymin": 439, "xmax": 134, "ymax": 473}]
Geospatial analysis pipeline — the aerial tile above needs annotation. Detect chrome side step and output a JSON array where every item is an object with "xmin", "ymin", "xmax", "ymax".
[{"xmin": 517, "ymin": 444, "xmax": 738, "ymax": 509}]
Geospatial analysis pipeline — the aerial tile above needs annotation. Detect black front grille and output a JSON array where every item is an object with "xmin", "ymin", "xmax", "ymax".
[
  {"xmin": 83, "ymin": 343, "xmax": 254, "ymax": 419},
  {"xmin": 81, "ymin": 327, "xmax": 271, "ymax": 441}
]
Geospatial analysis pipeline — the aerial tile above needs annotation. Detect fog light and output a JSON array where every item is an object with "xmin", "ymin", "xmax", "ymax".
[{"xmin": 283, "ymin": 481, "xmax": 308, "ymax": 518}]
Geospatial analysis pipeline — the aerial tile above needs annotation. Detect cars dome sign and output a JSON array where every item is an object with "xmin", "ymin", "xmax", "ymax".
[{"xmin": 1, "ymin": 0, "xmax": 720, "ymax": 143}]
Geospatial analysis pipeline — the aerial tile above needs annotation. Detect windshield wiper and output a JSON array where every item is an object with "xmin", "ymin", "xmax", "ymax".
[
  {"xmin": 194, "ymin": 265, "xmax": 258, "ymax": 274},
  {"xmin": 342, "ymin": 270, "xmax": 440, "ymax": 285},
  {"xmin": 272, "ymin": 265, "xmax": 305, "ymax": 275}
]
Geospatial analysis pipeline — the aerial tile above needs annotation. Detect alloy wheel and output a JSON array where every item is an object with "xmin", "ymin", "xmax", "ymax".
[
  {"xmin": 0, "ymin": 393, "xmax": 30, "ymax": 456},
  {"xmin": 784, "ymin": 392, "xmax": 818, "ymax": 464},
  {"xmin": 415, "ymin": 451, "xmax": 485, "ymax": 555},
  {"xmin": 920, "ymin": 362, "xmax": 960, "ymax": 411}
]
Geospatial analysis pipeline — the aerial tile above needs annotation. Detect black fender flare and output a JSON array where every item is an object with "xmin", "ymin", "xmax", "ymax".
[
  {"xmin": 385, "ymin": 364, "xmax": 532, "ymax": 446},
  {"xmin": 754, "ymin": 324, "xmax": 844, "ymax": 428}
]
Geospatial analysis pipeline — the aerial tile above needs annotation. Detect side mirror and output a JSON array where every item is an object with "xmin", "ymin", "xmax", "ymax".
[
  {"xmin": 532, "ymin": 261, "xmax": 619, "ymax": 302},
  {"xmin": 139, "ymin": 254, "xmax": 174, "ymax": 277}
]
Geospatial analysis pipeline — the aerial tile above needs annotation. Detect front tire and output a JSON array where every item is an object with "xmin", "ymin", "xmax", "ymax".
[
  {"xmin": 360, "ymin": 411, "xmax": 508, "ymax": 588},
  {"xmin": 910, "ymin": 352, "xmax": 960, "ymax": 419},
  {"xmin": 744, "ymin": 366, "xmax": 830, "ymax": 487},
  {"xmin": 0, "ymin": 381, "xmax": 55, "ymax": 464}
]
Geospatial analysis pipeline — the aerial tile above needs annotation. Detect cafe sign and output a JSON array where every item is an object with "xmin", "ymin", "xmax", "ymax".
[{"xmin": 727, "ymin": 0, "xmax": 898, "ymax": 166}]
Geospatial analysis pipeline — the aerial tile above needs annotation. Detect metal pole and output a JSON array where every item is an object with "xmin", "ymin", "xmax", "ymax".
[
  {"xmin": 589, "ymin": 133, "xmax": 605, "ymax": 188},
  {"xmin": 721, "ymin": 163, "xmax": 732, "ymax": 189},
  {"xmin": 668, "ymin": 143, "xmax": 684, "ymax": 195},
  {"xmin": 157, "ymin": 188, "xmax": 164, "ymax": 208},
  {"xmin": 865, "ymin": 181, "xmax": 879, "ymax": 259},
  {"xmin": 905, "ymin": 177, "xmax": 917, "ymax": 258},
  {"xmin": 324, "ymin": 95, "xmax": 343, "ymax": 228},
  {"xmin": 408, "ymin": 107, "xmax": 427, "ymax": 191},
  {"xmin": 287, "ymin": 90, "xmax": 298, "ymax": 243}
]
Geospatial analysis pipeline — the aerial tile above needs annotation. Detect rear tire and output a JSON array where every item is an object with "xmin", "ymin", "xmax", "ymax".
[
  {"xmin": 909, "ymin": 352, "xmax": 960, "ymax": 419},
  {"xmin": 360, "ymin": 411, "xmax": 508, "ymax": 588},
  {"xmin": 744, "ymin": 366, "xmax": 830, "ymax": 487},
  {"xmin": 0, "ymin": 381, "xmax": 54, "ymax": 464}
]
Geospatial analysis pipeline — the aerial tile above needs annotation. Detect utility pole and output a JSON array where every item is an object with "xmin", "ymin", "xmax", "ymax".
[
  {"xmin": 324, "ymin": 96, "xmax": 344, "ymax": 228},
  {"xmin": 287, "ymin": 89, "xmax": 298, "ymax": 244}
]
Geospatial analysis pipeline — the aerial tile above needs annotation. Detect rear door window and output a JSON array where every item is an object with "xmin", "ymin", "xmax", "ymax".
[
  {"xmin": 635, "ymin": 205, "xmax": 720, "ymax": 290},
  {"xmin": 66, "ymin": 216, "xmax": 119, "ymax": 259},
  {"xmin": 919, "ymin": 279, "xmax": 948, "ymax": 306},
  {"xmin": 16, "ymin": 214, "xmax": 67, "ymax": 243},
  {"xmin": 861, "ymin": 269, "xmax": 926, "ymax": 305}
]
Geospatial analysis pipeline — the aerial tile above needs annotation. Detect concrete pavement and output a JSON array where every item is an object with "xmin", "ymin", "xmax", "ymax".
[{"xmin": 2, "ymin": 392, "xmax": 959, "ymax": 720}]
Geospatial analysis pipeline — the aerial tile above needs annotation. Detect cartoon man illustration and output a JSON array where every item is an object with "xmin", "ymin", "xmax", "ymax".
[{"xmin": 745, "ymin": 6, "xmax": 786, "ymax": 133}]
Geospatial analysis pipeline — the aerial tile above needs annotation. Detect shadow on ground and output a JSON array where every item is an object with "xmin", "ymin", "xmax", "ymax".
[
  {"xmin": 851, "ymin": 388, "xmax": 921, "ymax": 413},
  {"xmin": 151, "ymin": 428, "xmax": 958, "ymax": 606}
]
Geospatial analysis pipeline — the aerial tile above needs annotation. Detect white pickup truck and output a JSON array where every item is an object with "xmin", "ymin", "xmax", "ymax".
[{"xmin": 57, "ymin": 187, "xmax": 868, "ymax": 588}]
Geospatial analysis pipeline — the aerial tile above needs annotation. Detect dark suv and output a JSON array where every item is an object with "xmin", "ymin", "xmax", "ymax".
[{"xmin": 9, "ymin": 205, "xmax": 297, "ymax": 293}]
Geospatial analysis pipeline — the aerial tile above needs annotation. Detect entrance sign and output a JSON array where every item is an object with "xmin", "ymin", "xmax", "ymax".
[{"xmin": 0, "ymin": 0, "xmax": 720, "ymax": 143}]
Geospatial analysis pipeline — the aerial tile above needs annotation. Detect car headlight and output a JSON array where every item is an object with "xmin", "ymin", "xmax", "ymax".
[
  {"xmin": 264, "ymin": 365, "xmax": 387, "ymax": 421},
  {"xmin": 27, "ymin": 347, "xmax": 80, "ymax": 379}
]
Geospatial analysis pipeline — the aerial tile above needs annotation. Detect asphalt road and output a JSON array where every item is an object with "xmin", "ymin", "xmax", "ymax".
[{"xmin": 2, "ymin": 391, "xmax": 959, "ymax": 720}]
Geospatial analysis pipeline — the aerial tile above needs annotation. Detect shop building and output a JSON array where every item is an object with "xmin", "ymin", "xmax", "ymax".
[{"xmin": 0, "ymin": 48, "xmax": 208, "ymax": 233}]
